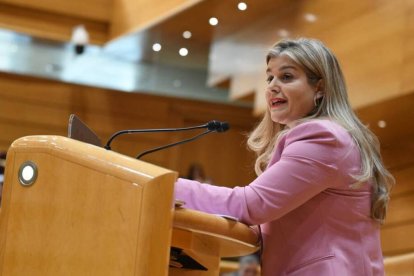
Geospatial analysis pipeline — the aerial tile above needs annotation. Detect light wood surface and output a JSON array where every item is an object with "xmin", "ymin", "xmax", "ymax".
[
  {"xmin": 0, "ymin": 0, "xmax": 111, "ymax": 21},
  {"xmin": 205, "ymin": 0, "xmax": 414, "ymax": 114},
  {"xmin": 110, "ymin": 0, "xmax": 202, "ymax": 41},
  {"xmin": 220, "ymin": 260, "xmax": 239, "ymax": 274},
  {"xmin": 0, "ymin": 2, "xmax": 109, "ymax": 45},
  {"xmin": 356, "ymin": 92, "xmax": 414, "ymax": 259},
  {"xmin": 173, "ymin": 208, "xmax": 258, "ymax": 257},
  {"xmin": 0, "ymin": 135, "xmax": 258, "ymax": 275},
  {"xmin": 384, "ymin": 252, "xmax": 414, "ymax": 276},
  {"xmin": 171, "ymin": 208, "xmax": 258, "ymax": 275},
  {"xmin": 0, "ymin": 135, "xmax": 177, "ymax": 275}
]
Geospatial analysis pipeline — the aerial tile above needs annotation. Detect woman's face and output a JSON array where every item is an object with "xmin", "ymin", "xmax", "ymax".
[{"xmin": 265, "ymin": 55, "xmax": 319, "ymax": 127}]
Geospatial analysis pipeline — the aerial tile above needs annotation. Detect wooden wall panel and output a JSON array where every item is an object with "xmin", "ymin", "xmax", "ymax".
[
  {"xmin": 391, "ymin": 167, "xmax": 414, "ymax": 196},
  {"xmin": 355, "ymin": 90, "xmax": 414, "ymax": 261},
  {"xmin": 382, "ymin": 165, "xmax": 414, "ymax": 256},
  {"xmin": 384, "ymin": 252, "xmax": 414, "ymax": 275},
  {"xmin": 110, "ymin": 0, "xmax": 201, "ymax": 40},
  {"xmin": 0, "ymin": 0, "xmax": 111, "ymax": 22},
  {"xmin": 387, "ymin": 194, "xmax": 414, "ymax": 225},
  {"xmin": 294, "ymin": 0, "xmax": 407, "ymax": 109},
  {"xmin": 0, "ymin": 72, "xmax": 257, "ymax": 186},
  {"xmin": 382, "ymin": 224, "xmax": 414, "ymax": 256},
  {"xmin": 207, "ymin": 0, "xmax": 413, "ymax": 114},
  {"xmin": 402, "ymin": 0, "xmax": 414, "ymax": 94},
  {"xmin": 0, "ymin": 2, "xmax": 109, "ymax": 44}
]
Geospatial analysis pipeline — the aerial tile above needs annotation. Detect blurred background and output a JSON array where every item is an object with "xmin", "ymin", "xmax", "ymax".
[{"xmin": 0, "ymin": 0, "xmax": 413, "ymax": 274}]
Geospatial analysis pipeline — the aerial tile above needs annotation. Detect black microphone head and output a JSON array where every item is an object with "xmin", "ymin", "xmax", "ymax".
[
  {"xmin": 207, "ymin": 120, "xmax": 229, "ymax": 132},
  {"xmin": 207, "ymin": 120, "xmax": 220, "ymax": 131},
  {"xmin": 217, "ymin": 122, "xmax": 229, "ymax": 132}
]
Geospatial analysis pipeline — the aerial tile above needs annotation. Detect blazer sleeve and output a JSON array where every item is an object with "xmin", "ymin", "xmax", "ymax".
[{"xmin": 175, "ymin": 121, "xmax": 347, "ymax": 225}]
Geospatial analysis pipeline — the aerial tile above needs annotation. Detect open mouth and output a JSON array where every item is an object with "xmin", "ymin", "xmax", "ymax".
[{"xmin": 270, "ymin": 98, "xmax": 287, "ymax": 107}]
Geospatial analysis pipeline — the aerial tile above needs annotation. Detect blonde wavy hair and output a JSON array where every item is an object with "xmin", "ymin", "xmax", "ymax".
[{"xmin": 247, "ymin": 38, "xmax": 394, "ymax": 224}]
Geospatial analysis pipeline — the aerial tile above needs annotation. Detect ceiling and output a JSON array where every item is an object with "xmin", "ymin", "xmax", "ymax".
[
  {"xmin": 108, "ymin": 0, "xmax": 283, "ymax": 68},
  {"xmin": 0, "ymin": 0, "xmax": 284, "ymax": 106},
  {"xmin": 0, "ymin": 0, "xmax": 331, "ymax": 107}
]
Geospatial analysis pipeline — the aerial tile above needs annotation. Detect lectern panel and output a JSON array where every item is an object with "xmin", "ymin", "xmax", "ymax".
[{"xmin": 0, "ymin": 136, "xmax": 177, "ymax": 276}]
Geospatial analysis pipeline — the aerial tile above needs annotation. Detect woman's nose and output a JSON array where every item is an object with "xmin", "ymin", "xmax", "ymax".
[{"xmin": 267, "ymin": 81, "xmax": 280, "ymax": 94}]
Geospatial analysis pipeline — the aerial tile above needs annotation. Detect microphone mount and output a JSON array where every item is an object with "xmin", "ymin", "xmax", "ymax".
[
  {"xmin": 104, "ymin": 120, "xmax": 228, "ymax": 150},
  {"xmin": 136, "ymin": 130, "xmax": 213, "ymax": 159}
]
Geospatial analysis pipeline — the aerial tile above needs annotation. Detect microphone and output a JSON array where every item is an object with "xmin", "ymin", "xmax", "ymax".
[
  {"xmin": 136, "ymin": 122, "xmax": 230, "ymax": 159},
  {"xmin": 104, "ymin": 120, "xmax": 229, "ymax": 150},
  {"xmin": 206, "ymin": 121, "xmax": 229, "ymax": 132}
]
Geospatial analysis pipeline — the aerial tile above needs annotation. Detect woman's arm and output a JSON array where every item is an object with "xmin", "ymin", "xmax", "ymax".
[{"xmin": 175, "ymin": 120, "xmax": 351, "ymax": 225}]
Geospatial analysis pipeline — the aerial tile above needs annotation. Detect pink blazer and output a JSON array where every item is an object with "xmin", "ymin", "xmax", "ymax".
[{"xmin": 175, "ymin": 119, "xmax": 384, "ymax": 275}]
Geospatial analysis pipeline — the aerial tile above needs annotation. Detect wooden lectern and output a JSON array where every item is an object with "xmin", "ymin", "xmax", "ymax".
[{"xmin": 0, "ymin": 136, "xmax": 258, "ymax": 275}]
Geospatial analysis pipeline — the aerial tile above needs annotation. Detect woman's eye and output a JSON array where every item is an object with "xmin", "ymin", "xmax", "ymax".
[
  {"xmin": 281, "ymin": 74, "xmax": 293, "ymax": 81},
  {"xmin": 266, "ymin": 74, "xmax": 293, "ymax": 83},
  {"xmin": 266, "ymin": 76, "xmax": 274, "ymax": 83}
]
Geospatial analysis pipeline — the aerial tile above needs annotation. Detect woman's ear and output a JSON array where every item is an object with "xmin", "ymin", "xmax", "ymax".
[
  {"xmin": 315, "ymin": 79, "xmax": 324, "ymax": 99},
  {"xmin": 315, "ymin": 91, "xmax": 324, "ymax": 99}
]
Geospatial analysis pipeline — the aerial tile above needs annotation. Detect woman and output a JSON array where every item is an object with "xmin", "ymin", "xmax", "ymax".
[{"xmin": 175, "ymin": 38, "xmax": 394, "ymax": 275}]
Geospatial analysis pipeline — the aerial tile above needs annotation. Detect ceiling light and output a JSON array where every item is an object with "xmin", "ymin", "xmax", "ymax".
[
  {"xmin": 304, "ymin": 13, "xmax": 317, "ymax": 22},
  {"xmin": 377, "ymin": 120, "xmax": 387, "ymax": 128},
  {"xmin": 209, "ymin": 17, "xmax": 219, "ymax": 26},
  {"xmin": 179, "ymin": 48, "xmax": 188, "ymax": 56},
  {"xmin": 277, "ymin": 29, "xmax": 290, "ymax": 38},
  {"xmin": 183, "ymin": 31, "xmax": 192, "ymax": 39},
  {"xmin": 238, "ymin": 2, "xmax": 247, "ymax": 11},
  {"xmin": 152, "ymin": 43, "xmax": 162, "ymax": 52}
]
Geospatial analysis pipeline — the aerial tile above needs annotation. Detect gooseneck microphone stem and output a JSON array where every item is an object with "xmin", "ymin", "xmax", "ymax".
[
  {"xmin": 104, "ymin": 124, "xmax": 209, "ymax": 150},
  {"xmin": 136, "ymin": 130, "xmax": 213, "ymax": 159}
]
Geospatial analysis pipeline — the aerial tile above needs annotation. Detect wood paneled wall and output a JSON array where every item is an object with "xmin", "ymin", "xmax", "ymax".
[
  {"xmin": 382, "ymin": 166, "xmax": 414, "ymax": 256},
  {"xmin": 384, "ymin": 252, "xmax": 414, "ymax": 275},
  {"xmin": 0, "ymin": 0, "xmax": 202, "ymax": 45},
  {"xmin": 0, "ymin": 72, "xmax": 257, "ymax": 186},
  {"xmin": 0, "ymin": 0, "xmax": 111, "ymax": 21},
  {"xmin": 0, "ymin": 1, "xmax": 110, "ymax": 44},
  {"xmin": 110, "ymin": 0, "xmax": 202, "ymax": 41},
  {"xmin": 357, "ymin": 92, "xmax": 414, "ymax": 262},
  {"xmin": 207, "ymin": 0, "xmax": 414, "ymax": 114}
]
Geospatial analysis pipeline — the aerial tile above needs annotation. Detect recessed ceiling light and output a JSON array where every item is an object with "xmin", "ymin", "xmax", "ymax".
[
  {"xmin": 238, "ymin": 2, "xmax": 247, "ymax": 11},
  {"xmin": 377, "ymin": 120, "xmax": 387, "ymax": 128},
  {"xmin": 209, "ymin": 17, "xmax": 219, "ymax": 26},
  {"xmin": 179, "ymin": 48, "xmax": 188, "ymax": 56},
  {"xmin": 152, "ymin": 43, "xmax": 162, "ymax": 52},
  {"xmin": 304, "ymin": 13, "xmax": 317, "ymax": 22},
  {"xmin": 183, "ymin": 31, "xmax": 192, "ymax": 39},
  {"xmin": 277, "ymin": 29, "xmax": 290, "ymax": 38}
]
